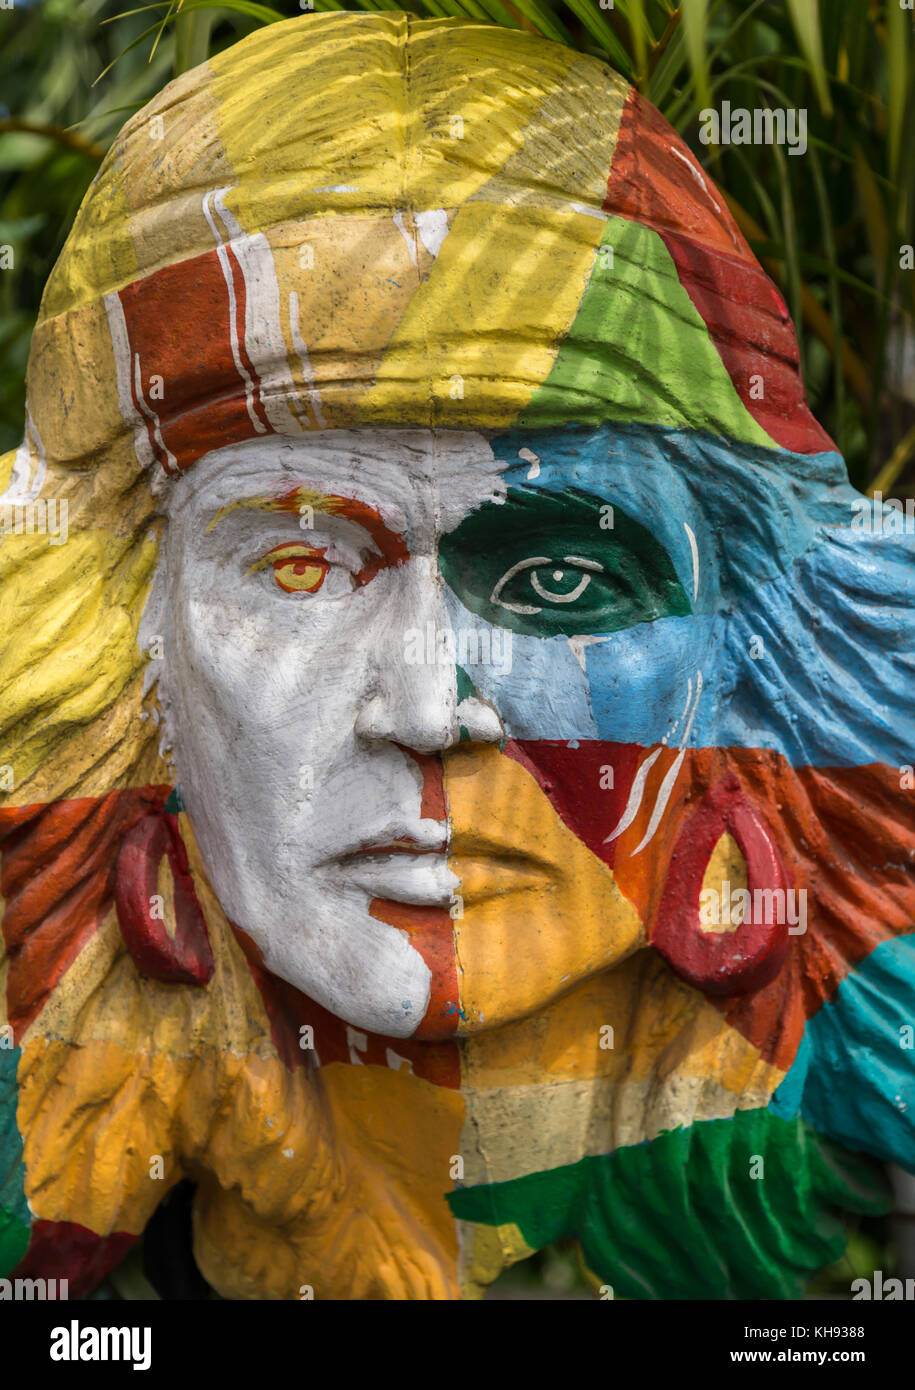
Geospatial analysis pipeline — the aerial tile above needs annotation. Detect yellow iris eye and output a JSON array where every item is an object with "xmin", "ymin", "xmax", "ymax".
[
  {"xmin": 272, "ymin": 558, "xmax": 327, "ymax": 594},
  {"xmin": 245, "ymin": 544, "xmax": 329, "ymax": 595}
]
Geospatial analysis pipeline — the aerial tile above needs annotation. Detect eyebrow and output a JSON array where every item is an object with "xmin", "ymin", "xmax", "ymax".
[{"xmin": 206, "ymin": 486, "xmax": 410, "ymax": 570}]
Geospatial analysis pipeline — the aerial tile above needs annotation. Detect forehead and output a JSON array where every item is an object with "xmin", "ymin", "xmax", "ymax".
[{"xmin": 160, "ymin": 429, "xmax": 511, "ymax": 540}]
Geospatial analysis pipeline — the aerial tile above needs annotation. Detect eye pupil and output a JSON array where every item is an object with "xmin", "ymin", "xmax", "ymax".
[
  {"xmin": 552, "ymin": 569, "xmax": 564, "ymax": 581},
  {"xmin": 273, "ymin": 559, "xmax": 327, "ymax": 594}
]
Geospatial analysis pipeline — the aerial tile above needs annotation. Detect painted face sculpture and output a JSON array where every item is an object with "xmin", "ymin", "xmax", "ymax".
[{"xmin": 2, "ymin": 13, "xmax": 914, "ymax": 1301}]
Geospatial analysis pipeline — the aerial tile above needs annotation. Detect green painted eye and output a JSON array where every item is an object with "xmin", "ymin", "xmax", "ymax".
[
  {"xmin": 438, "ymin": 486, "xmax": 691, "ymax": 638},
  {"xmin": 492, "ymin": 554, "xmax": 604, "ymax": 614}
]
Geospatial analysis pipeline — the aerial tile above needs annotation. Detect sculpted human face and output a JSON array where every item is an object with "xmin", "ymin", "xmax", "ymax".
[{"xmin": 146, "ymin": 426, "xmax": 709, "ymax": 1038}]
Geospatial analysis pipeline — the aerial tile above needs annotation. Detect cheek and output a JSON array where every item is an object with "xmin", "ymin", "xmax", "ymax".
[
  {"xmin": 583, "ymin": 615, "xmax": 710, "ymax": 745},
  {"xmin": 444, "ymin": 743, "xmax": 644, "ymax": 1033},
  {"xmin": 172, "ymin": 574, "xmax": 311, "ymax": 712}
]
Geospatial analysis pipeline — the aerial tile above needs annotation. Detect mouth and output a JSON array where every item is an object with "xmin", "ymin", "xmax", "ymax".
[
  {"xmin": 319, "ymin": 826, "xmax": 552, "ymax": 906},
  {"xmin": 322, "ymin": 843, "xmax": 454, "ymax": 906}
]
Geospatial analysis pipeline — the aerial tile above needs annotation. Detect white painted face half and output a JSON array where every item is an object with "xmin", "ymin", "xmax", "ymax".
[{"xmin": 141, "ymin": 429, "xmax": 506, "ymax": 1036}]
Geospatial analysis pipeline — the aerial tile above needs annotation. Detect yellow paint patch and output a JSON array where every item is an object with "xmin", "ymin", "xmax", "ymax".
[
  {"xmin": 459, "ymin": 1220, "xmax": 536, "ymax": 1299},
  {"xmin": 2, "ymin": 673, "xmax": 167, "ymax": 809},
  {"xmin": 0, "ymin": 529, "xmax": 158, "ymax": 802},
  {"xmin": 39, "ymin": 162, "xmax": 136, "ymax": 323},
  {"xmin": 17, "ymin": 866, "xmax": 465, "ymax": 1297},
  {"xmin": 700, "ymin": 831, "xmax": 747, "ymax": 932},
  {"xmin": 266, "ymin": 215, "xmax": 445, "ymax": 430},
  {"xmin": 460, "ymin": 948, "xmax": 784, "ymax": 1096},
  {"xmin": 313, "ymin": 1061, "xmax": 464, "ymax": 1298},
  {"xmin": 19, "ymin": 1038, "xmax": 465, "ymax": 1297},
  {"xmin": 443, "ymin": 743, "xmax": 644, "ymax": 1033},
  {"xmin": 27, "ymin": 302, "xmax": 144, "ymax": 480},
  {"xmin": 452, "ymin": 949, "xmax": 784, "ymax": 1186},
  {"xmin": 118, "ymin": 64, "xmax": 234, "ymax": 284},
  {"xmin": 453, "ymin": 945, "xmax": 778, "ymax": 1184},
  {"xmin": 466, "ymin": 52, "xmax": 627, "ymax": 215},
  {"xmin": 208, "ymin": 15, "xmax": 581, "ymax": 232},
  {"xmin": 360, "ymin": 202, "xmax": 606, "ymax": 429},
  {"xmin": 155, "ymin": 854, "xmax": 177, "ymax": 941}
]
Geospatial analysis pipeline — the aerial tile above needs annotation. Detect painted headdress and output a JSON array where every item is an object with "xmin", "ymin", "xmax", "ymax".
[{"xmin": 1, "ymin": 13, "xmax": 913, "ymax": 1300}]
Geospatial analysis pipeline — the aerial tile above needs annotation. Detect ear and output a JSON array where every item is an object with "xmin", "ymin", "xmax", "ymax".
[
  {"xmin": 651, "ymin": 776, "xmax": 790, "ymax": 997},
  {"xmin": 115, "ymin": 807, "xmax": 215, "ymax": 986}
]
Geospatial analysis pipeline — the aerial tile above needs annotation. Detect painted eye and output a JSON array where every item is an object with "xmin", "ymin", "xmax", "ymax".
[
  {"xmin": 272, "ymin": 556, "xmax": 328, "ymax": 594},
  {"xmin": 245, "ymin": 544, "xmax": 352, "ymax": 597},
  {"xmin": 491, "ymin": 555, "xmax": 604, "ymax": 616},
  {"xmin": 439, "ymin": 486, "xmax": 691, "ymax": 638}
]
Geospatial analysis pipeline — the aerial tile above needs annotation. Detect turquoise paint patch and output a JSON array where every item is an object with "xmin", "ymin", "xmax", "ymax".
[
  {"xmin": 770, "ymin": 934, "xmax": 915, "ymax": 1173},
  {"xmin": 769, "ymin": 1029, "xmax": 814, "ymax": 1122},
  {"xmin": 0, "ymin": 1045, "xmax": 30, "ymax": 1273}
]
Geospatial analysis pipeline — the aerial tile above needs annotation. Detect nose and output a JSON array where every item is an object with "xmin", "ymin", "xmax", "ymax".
[{"xmin": 354, "ymin": 558, "xmax": 505, "ymax": 754}]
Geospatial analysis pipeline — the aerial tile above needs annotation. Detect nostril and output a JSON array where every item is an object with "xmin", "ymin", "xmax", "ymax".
[{"xmin": 458, "ymin": 698, "xmax": 505, "ymax": 747}]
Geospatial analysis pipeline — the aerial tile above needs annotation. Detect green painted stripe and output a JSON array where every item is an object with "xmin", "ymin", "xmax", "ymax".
[
  {"xmin": 0, "ymin": 1044, "xmax": 30, "ymax": 1275},
  {"xmin": 448, "ymin": 1108, "xmax": 890, "ymax": 1299},
  {"xmin": 516, "ymin": 215, "xmax": 776, "ymax": 451},
  {"xmin": 0, "ymin": 1204, "xmax": 30, "ymax": 1274}
]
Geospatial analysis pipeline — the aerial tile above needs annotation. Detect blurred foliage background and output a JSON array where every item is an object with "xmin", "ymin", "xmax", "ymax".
[
  {"xmin": 0, "ymin": 0, "xmax": 911, "ymax": 1300},
  {"xmin": 0, "ymin": 0, "xmax": 913, "ymax": 493}
]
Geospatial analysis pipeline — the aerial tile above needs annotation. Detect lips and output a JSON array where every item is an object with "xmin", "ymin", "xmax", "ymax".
[
  {"xmin": 319, "ymin": 827, "xmax": 449, "ymax": 907},
  {"xmin": 334, "ymin": 851, "xmax": 456, "ymax": 907},
  {"xmin": 320, "ymin": 827, "xmax": 551, "ymax": 907}
]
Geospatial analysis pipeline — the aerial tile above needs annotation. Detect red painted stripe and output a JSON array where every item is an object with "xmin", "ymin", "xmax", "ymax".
[
  {"xmin": 605, "ymin": 89, "xmax": 749, "ymax": 257},
  {"xmin": 233, "ymin": 922, "xmax": 461, "ymax": 1088},
  {"xmin": 504, "ymin": 737, "xmax": 642, "ymax": 870},
  {"xmin": 14, "ymin": 1218, "xmax": 137, "ymax": 1298},
  {"xmin": 116, "ymin": 249, "xmax": 273, "ymax": 473},
  {"xmin": 604, "ymin": 90, "xmax": 834, "ymax": 456},
  {"xmin": 662, "ymin": 229, "xmax": 834, "ymax": 455},
  {"xmin": 368, "ymin": 898, "xmax": 461, "ymax": 1047}
]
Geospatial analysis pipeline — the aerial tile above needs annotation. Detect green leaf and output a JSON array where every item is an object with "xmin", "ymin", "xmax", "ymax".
[
  {"xmin": 886, "ymin": 0, "xmax": 909, "ymax": 181},
  {"xmin": 680, "ymin": 0, "xmax": 711, "ymax": 117},
  {"xmin": 614, "ymin": 0, "xmax": 649, "ymax": 81},
  {"xmin": 784, "ymin": 0, "xmax": 832, "ymax": 116},
  {"xmin": 559, "ymin": 0, "xmax": 634, "ymax": 73},
  {"xmin": 503, "ymin": 0, "xmax": 577, "ymax": 49}
]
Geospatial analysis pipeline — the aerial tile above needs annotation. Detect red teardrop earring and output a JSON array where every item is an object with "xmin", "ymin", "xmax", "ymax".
[
  {"xmin": 115, "ymin": 800, "xmax": 215, "ymax": 986},
  {"xmin": 651, "ymin": 776, "xmax": 790, "ymax": 997}
]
